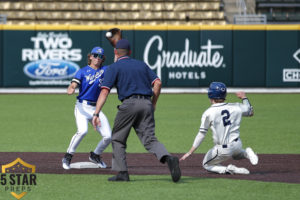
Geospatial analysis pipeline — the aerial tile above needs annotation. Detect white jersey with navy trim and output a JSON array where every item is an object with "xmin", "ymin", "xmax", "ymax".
[
  {"xmin": 199, "ymin": 98, "xmax": 253, "ymax": 146},
  {"xmin": 72, "ymin": 65, "xmax": 108, "ymax": 102},
  {"xmin": 191, "ymin": 98, "xmax": 256, "ymax": 174}
]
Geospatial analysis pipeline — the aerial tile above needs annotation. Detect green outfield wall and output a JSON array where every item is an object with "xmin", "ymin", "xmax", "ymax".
[{"xmin": 0, "ymin": 24, "xmax": 299, "ymax": 88}]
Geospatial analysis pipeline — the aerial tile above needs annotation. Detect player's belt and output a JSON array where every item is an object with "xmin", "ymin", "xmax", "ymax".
[
  {"xmin": 122, "ymin": 95, "xmax": 151, "ymax": 102},
  {"xmin": 78, "ymin": 99, "xmax": 96, "ymax": 106},
  {"xmin": 222, "ymin": 138, "xmax": 239, "ymax": 148}
]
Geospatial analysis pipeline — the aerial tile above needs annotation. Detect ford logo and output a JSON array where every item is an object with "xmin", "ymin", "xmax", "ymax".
[{"xmin": 23, "ymin": 60, "xmax": 80, "ymax": 80}]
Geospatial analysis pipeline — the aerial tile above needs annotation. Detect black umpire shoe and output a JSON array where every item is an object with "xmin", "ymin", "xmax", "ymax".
[
  {"xmin": 166, "ymin": 156, "xmax": 181, "ymax": 182},
  {"xmin": 108, "ymin": 171, "xmax": 130, "ymax": 182}
]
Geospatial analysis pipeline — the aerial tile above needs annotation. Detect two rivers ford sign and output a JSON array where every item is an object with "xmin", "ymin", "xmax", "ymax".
[{"xmin": 23, "ymin": 60, "xmax": 79, "ymax": 80}]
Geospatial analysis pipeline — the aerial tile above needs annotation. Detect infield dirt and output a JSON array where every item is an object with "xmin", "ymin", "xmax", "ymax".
[{"xmin": 0, "ymin": 152, "xmax": 299, "ymax": 184}]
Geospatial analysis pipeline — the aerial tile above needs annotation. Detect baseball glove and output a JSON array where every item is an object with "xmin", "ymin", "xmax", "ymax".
[{"xmin": 105, "ymin": 28, "xmax": 122, "ymax": 48}]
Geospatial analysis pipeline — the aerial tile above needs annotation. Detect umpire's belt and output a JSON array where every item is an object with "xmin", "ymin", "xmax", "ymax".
[
  {"xmin": 222, "ymin": 138, "xmax": 239, "ymax": 148},
  {"xmin": 122, "ymin": 95, "xmax": 151, "ymax": 102},
  {"xmin": 78, "ymin": 99, "xmax": 96, "ymax": 106}
]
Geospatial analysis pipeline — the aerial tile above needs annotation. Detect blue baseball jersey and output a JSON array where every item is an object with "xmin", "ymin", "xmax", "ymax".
[
  {"xmin": 72, "ymin": 65, "xmax": 108, "ymax": 102},
  {"xmin": 101, "ymin": 56, "xmax": 159, "ymax": 101}
]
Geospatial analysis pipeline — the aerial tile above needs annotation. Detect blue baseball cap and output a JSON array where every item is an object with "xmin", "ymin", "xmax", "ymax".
[
  {"xmin": 91, "ymin": 47, "xmax": 104, "ymax": 55},
  {"xmin": 116, "ymin": 39, "xmax": 131, "ymax": 50}
]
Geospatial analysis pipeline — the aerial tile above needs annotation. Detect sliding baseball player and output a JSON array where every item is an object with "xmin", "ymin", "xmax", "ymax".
[{"xmin": 180, "ymin": 82, "xmax": 258, "ymax": 174}]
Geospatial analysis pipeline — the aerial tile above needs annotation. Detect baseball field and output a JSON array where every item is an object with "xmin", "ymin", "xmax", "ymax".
[{"xmin": 0, "ymin": 93, "xmax": 299, "ymax": 200}]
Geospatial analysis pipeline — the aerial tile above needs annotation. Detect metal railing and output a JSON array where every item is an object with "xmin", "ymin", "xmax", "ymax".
[
  {"xmin": 234, "ymin": 0, "xmax": 266, "ymax": 24},
  {"xmin": 237, "ymin": 0, "xmax": 247, "ymax": 15},
  {"xmin": 0, "ymin": 14, "xmax": 7, "ymax": 24},
  {"xmin": 234, "ymin": 14, "xmax": 267, "ymax": 24}
]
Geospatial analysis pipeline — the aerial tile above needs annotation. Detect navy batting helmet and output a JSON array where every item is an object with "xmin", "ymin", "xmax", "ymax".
[{"xmin": 208, "ymin": 82, "xmax": 227, "ymax": 99}]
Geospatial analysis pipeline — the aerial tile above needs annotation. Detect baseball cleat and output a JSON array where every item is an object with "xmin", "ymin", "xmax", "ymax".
[
  {"xmin": 166, "ymin": 156, "xmax": 181, "ymax": 182},
  {"xmin": 246, "ymin": 147, "xmax": 259, "ymax": 165},
  {"xmin": 108, "ymin": 171, "xmax": 130, "ymax": 182},
  {"xmin": 89, "ymin": 151, "xmax": 107, "ymax": 168},
  {"xmin": 226, "ymin": 164, "xmax": 250, "ymax": 175},
  {"xmin": 62, "ymin": 153, "xmax": 73, "ymax": 170}
]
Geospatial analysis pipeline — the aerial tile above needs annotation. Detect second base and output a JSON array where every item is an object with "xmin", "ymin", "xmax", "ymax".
[{"xmin": 70, "ymin": 162, "xmax": 99, "ymax": 169}]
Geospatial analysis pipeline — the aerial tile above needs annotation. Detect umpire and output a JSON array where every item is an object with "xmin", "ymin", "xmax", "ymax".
[{"xmin": 92, "ymin": 39, "xmax": 181, "ymax": 182}]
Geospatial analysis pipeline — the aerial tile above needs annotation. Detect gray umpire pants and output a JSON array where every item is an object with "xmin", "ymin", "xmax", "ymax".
[{"xmin": 111, "ymin": 97, "xmax": 170, "ymax": 172}]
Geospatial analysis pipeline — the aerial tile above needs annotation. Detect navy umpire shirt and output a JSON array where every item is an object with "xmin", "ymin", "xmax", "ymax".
[{"xmin": 101, "ymin": 56, "xmax": 159, "ymax": 101}]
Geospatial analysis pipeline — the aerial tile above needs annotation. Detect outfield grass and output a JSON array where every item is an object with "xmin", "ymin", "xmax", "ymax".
[
  {"xmin": 0, "ymin": 93, "xmax": 300, "ymax": 200},
  {"xmin": 0, "ymin": 93, "xmax": 299, "ymax": 154},
  {"xmin": 0, "ymin": 174, "xmax": 299, "ymax": 200}
]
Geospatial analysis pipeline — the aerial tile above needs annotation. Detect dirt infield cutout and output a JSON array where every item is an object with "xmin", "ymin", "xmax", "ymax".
[{"xmin": 0, "ymin": 152, "xmax": 299, "ymax": 183}]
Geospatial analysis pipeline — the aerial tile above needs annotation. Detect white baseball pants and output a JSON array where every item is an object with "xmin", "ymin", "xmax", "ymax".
[
  {"xmin": 66, "ymin": 101, "xmax": 112, "ymax": 155},
  {"xmin": 202, "ymin": 138, "xmax": 248, "ymax": 174}
]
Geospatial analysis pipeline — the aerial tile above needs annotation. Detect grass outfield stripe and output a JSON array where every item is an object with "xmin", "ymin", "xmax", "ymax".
[
  {"xmin": 1, "ymin": 93, "xmax": 300, "ymax": 199},
  {"xmin": 1, "ymin": 88, "xmax": 300, "ymax": 94},
  {"xmin": 0, "ymin": 174, "xmax": 298, "ymax": 200},
  {"xmin": 0, "ymin": 94, "xmax": 299, "ymax": 154}
]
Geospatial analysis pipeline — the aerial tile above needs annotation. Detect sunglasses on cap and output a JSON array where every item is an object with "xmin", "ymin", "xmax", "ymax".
[{"xmin": 92, "ymin": 54, "xmax": 104, "ymax": 59}]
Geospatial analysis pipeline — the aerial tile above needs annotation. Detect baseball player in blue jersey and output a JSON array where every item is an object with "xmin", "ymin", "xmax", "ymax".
[
  {"xmin": 180, "ymin": 82, "xmax": 258, "ymax": 174},
  {"xmin": 62, "ymin": 47, "xmax": 112, "ymax": 170}
]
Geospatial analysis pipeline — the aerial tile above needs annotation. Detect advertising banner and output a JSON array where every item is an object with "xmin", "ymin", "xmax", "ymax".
[
  {"xmin": 3, "ymin": 29, "xmax": 93, "ymax": 87},
  {"xmin": 0, "ymin": 26, "xmax": 2, "ymax": 87},
  {"xmin": 266, "ymin": 29, "xmax": 300, "ymax": 87},
  {"xmin": 200, "ymin": 29, "xmax": 233, "ymax": 86},
  {"xmin": 0, "ymin": 25, "xmax": 300, "ymax": 88},
  {"xmin": 233, "ymin": 30, "xmax": 266, "ymax": 86},
  {"xmin": 137, "ymin": 29, "xmax": 231, "ymax": 87}
]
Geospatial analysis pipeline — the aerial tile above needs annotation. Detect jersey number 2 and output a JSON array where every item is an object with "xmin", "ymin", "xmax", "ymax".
[{"xmin": 221, "ymin": 110, "xmax": 231, "ymax": 126}]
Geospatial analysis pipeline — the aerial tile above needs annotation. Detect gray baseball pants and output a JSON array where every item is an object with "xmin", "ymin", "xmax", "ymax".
[{"xmin": 111, "ymin": 97, "xmax": 170, "ymax": 171}]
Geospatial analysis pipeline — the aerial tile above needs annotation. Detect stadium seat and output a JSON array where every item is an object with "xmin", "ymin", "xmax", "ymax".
[
  {"xmin": 80, "ymin": 2, "xmax": 103, "ymax": 11},
  {"xmin": 36, "ymin": 12, "xmax": 53, "ymax": 20},
  {"xmin": 152, "ymin": 3, "xmax": 165, "ymax": 11},
  {"xmin": 89, "ymin": 12, "xmax": 116, "ymax": 21},
  {"xmin": 57, "ymin": 2, "xmax": 80, "ymax": 11},
  {"xmin": 103, "ymin": 3, "xmax": 126, "ymax": 11},
  {"xmin": 197, "ymin": 3, "xmax": 211, "ymax": 11},
  {"xmin": 35, "ymin": 2, "xmax": 56, "ymax": 11},
  {"xmin": 256, "ymin": 0, "xmax": 300, "ymax": 22},
  {"xmin": 163, "ymin": 11, "xmax": 186, "ymax": 20},
  {"xmin": 139, "ymin": 3, "xmax": 152, "ymax": 11},
  {"xmin": 274, "ymin": 12, "xmax": 288, "ymax": 20},
  {"xmin": 174, "ymin": 3, "xmax": 197, "ymax": 11},
  {"xmin": 22, "ymin": 2, "xmax": 34, "ymax": 11},
  {"xmin": 2, "ymin": 2, "xmax": 22, "ymax": 10},
  {"xmin": 118, "ymin": 3, "xmax": 132, "ymax": 11},
  {"xmin": 115, "ymin": 12, "xmax": 134, "ymax": 20},
  {"xmin": 0, "ymin": 2, "xmax": 11, "ymax": 10},
  {"xmin": 205, "ymin": 2, "xmax": 221, "ymax": 10},
  {"xmin": 130, "ymin": 3, "xmax": 140, "ymax": 11},
  {"xmin": 164, "ymin": 2, "xmax": 175, "ymax": 11},
  {"xmin": 0, "ymin": 0, "xmax": 226, "ymax": 25},
  {"xmin": 7, "ymin": 11, "xmax": 35, "ymax": 20},
  {"xmin": 65, "ymin": 12, "xmax": 82, "ymax": 20},
  {"xmin": 138, "ymin": 11, "xmax": 153, "ymax": 20},
  {"xmin": 187, "ymin": 11, "xmax": 224, "ymax": 20},
  {"xmin": 82, "ymin": 12, "xmax": 95, "ymax": 20},
  {"xmin": 288, "ymin": 12, "xmax": 300, "ymax": 20}
]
